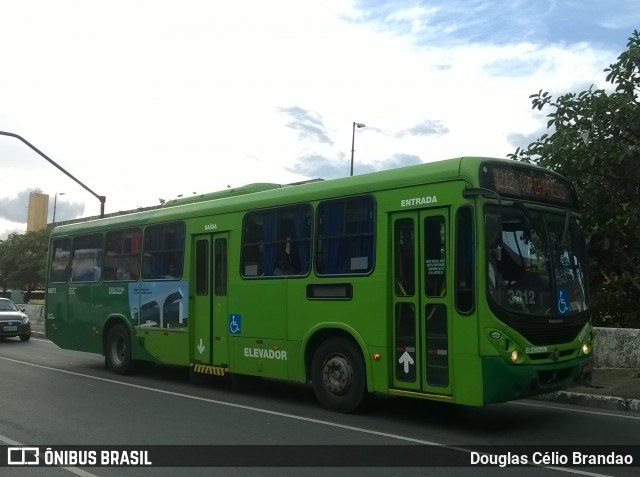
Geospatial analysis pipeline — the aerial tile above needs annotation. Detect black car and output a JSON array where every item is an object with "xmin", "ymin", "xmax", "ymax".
[{"xmin": 0, "ymin": 298, "xmax": 31, "ymax": 342}]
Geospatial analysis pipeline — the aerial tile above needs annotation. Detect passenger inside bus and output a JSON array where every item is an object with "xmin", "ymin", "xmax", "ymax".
[
  {"xmin": 273, "ymin": 252, "xmax": 296, "ymax": 276},
  {"xmin": 164, "ymin": 263, "xmax": 177, "ymax": 279}
]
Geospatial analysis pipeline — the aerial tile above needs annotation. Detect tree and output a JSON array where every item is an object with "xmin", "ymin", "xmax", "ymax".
[
  {"xmin": 0, "ymin": 237, "xmax": 9, "ymax": 293},
  {"xmin": 0, "ymin": 229, "xmax": 50, "ymax": 296},
  {"xmin": 509, "ymin": 30, "xmax": 640, "ymax": 327}
]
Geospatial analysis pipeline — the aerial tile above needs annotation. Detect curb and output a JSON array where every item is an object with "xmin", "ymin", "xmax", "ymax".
[
  {"xmin": 30, "ymin": 320, "xmax": 45, "ymax": 337},
  {"xmin": 535, "ymin": 391, "xmax": 640, "ymax": 413}
]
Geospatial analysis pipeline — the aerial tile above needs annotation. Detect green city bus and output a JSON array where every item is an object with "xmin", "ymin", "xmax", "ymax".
[{"xmin": 45, "ymin": 156, "xmax": 593, "ymax": 412}]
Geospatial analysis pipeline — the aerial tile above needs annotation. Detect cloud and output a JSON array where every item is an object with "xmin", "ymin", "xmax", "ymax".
[
  {"xmin": 372, "ymin": 153, "xmax": 423, "ymax": 170},
  {"xmin": 0, "ymin": 189, "xmax": 85, "ymax": 224},
  {"xmin": 507, "ymin": 129, "xmax": 547, "ymax": 152},
  {"xmin": 278, "ymin": 107, "xmax": 334, "ymax": 145},
  {"xmin": 289, "ymin": 154, "xmax": 346, "ymax": 179},
  {"xmin": 0, "ymin": 190, "xmax": 36, "ymax": 223},
  {"xmin": 395, "ymin": 119, "xmax": 449, "ymax": 137},
  {"xmin": 350, "ymin": 0, "xmax": 638, "ymax": 53},
  {"xmin": 289, "ymin": 151, "xmax": 423, "ymax": 180},
  {"xmin": 51, "ymin": 197, "xmax": 85, "ymax": 223}
]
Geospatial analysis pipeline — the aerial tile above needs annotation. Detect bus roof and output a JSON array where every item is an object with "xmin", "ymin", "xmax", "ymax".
[
  {"xmin": 161, "ymin": 183, "xmax": 283, "ymax": 207},
  {"xmin": 161, "ymin": 179, "xmax": 325, "ymax": 208},
  {"xmin": 49, "ymin": 157, "xmax": 546, "ymax": 236}
]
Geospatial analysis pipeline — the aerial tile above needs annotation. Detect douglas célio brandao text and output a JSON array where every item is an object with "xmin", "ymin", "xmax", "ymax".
[{"xmin": 471, "ymin": 451, "xmax": 634, "ymax": 467}]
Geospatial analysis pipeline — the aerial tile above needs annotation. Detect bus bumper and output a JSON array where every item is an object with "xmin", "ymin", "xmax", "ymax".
[{"xmin": 482, "ymin": 355, "xmax": 594, "ymax": 404}]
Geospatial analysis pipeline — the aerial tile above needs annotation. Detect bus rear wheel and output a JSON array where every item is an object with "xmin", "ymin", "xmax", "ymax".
[
  {"xmin": 105, "ymin": 323, "xmax": 132, "ymax": 375},
  {"xmin": 311, "ymin": 337, "xmax": 367, "ymax": 413}
]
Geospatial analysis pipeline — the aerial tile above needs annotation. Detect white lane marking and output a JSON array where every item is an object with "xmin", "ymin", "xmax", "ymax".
[{"xmin": 0, "ymin": 356, "xmax": 624, "ymax": 476}]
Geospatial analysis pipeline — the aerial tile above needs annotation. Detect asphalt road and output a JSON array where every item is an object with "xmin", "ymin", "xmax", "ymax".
[{"xmin": 0, "ymin": 335, "xmax": 638, "ymax": 477}]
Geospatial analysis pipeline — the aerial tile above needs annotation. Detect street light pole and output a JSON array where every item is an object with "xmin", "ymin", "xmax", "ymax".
[
  {"xmin": 350, "ymin": 122, "xmax": 366, "ymax": 177},
  {"xmin": 52, "ymin": 192, "xmax": 65, "ymax": 223},
  {"xmin": 0, "ymin": 131, "xmax": 106, "ymax": 217}
]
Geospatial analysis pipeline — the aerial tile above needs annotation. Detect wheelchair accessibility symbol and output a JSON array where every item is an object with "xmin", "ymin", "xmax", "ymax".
[
  {"xmin": 556, "ymin": 289, "xmax": 570, "ymax": 315},
  {"xmin": 228, "ymin": 314, "xmax": 241, "ymax": 334}
]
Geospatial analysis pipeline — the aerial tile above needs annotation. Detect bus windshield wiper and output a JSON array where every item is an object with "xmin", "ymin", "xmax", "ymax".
[
  {"xmin": 560, "ymin": 209, "xmax": 571, "ymax": 247},
  {"xmin": 516, "ymin": 201, "xmax": 542, "ymax": 236}
]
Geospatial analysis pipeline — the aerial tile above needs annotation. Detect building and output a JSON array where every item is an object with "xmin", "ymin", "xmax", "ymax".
[{"xmin": 27, "ymin": 192, "xmax": 49, "ymax": 232}]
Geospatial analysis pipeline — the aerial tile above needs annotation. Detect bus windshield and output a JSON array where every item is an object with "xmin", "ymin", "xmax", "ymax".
[{"xmin": 486, "ymin": 205, "xmax": 588, "ymax": 317}]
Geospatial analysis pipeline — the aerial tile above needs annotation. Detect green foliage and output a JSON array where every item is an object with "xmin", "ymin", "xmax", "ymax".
[
  {"xmin": 509, "ymin": 31, "xmax": 640, "ymax": 327},
  {"xmin": 0, "ymin": 228, "xmax": 50, "ymax": 294}
]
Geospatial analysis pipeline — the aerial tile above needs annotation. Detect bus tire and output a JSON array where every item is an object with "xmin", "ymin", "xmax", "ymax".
[
  {"xmin": 105, "ymin": 323, "xmax": 132, "ymax": 375},
  {"xmin": 311, "ymin": 337, "xmax": 367, "ymax": 413}
]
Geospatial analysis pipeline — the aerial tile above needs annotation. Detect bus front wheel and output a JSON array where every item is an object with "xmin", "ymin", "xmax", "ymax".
[
  {"xmin": 311, "ymin": 337, "xmax": 367, "ymax": 413},
  {"xmin": 105, "ymin": 323, "xmax": 132, "ymax": 375}
]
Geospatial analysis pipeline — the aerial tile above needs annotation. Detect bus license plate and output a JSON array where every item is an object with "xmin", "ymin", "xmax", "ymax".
[{"xmin": 3, "ymin": 326, "xmax": 17, "ymax": 332}]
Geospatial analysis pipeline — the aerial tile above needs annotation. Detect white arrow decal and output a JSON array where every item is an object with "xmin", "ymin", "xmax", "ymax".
[
  {"xmin": 197, "ymin": 338, "xmax": 205, "ymax": 355},
  {"xmin": 398, "ymin": 351, "xmax": 415, "ymax": 374}
]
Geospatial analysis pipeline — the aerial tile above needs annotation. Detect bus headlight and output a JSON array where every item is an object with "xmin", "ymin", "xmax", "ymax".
[
  {"xmin": 510, "ymin": 350, "xmax": 520, "ymax": 363},
  {"xmin": 581, "ymin": 343, "xmax": 591, "ymax": 355}
]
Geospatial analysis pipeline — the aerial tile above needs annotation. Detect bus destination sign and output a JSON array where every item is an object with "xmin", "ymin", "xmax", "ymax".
[{"xmin": 480, "ymin": 163, "xmax": 578, "ymax": 209}]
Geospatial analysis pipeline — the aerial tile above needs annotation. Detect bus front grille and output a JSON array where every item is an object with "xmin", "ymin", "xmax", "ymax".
[{"xmin": 516, "ymin": 322, "xmax": 585, "ymax": 345}]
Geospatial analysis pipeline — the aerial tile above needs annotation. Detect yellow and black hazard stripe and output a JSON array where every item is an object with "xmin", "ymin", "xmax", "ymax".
[{"xmin": 191, "ymin": 363, "xmax": 228, "ymax": 377}]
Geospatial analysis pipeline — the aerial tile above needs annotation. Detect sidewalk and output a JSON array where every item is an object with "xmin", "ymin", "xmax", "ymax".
[
  {"xmin": 535, "ymin": 367, "xmax": 640, "ymax": 413},
  {"xmin": 29, "ymin": 319, "xmax": 640, "ymax": 413}
]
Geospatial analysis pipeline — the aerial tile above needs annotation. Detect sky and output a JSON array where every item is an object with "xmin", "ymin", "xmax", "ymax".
[{"xmin": 0, "ymin": 0, "xmax": 636, "ymax": 239}]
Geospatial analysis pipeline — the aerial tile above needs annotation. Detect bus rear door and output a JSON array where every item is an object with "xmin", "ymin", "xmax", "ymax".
[
  {"xmin": 192, "ymin": 233, "xmax": 229, "ymax": 369},
  {"xmin": 391, "ymin": 208, "xmax": 453, "ymax": 399}
]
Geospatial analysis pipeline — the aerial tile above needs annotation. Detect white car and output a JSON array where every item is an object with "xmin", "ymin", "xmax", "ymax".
[{"xmin": 0, "ymin": 298, "xmax": 31, "ymax": 342}]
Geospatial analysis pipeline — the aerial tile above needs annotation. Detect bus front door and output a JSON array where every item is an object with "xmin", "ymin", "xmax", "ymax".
[
  {"xmin": 391, "ymin": 209, "xmax": 453, "ymax": 398},
  {"xmin": 192, "ymin": 233, "xmax": 229, "ymax": 367}
]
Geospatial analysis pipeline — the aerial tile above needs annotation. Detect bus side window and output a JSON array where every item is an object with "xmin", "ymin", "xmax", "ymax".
[
  {"xmin": 316, "ymin": 196, "xmax": 375, "ymax": 275},
  {"xmin": 70, "ymin": 234, "xmax": 103, "ymax": 283},
  {"xmin": 241, "ymin": 214, "xmax": 263, "ymax": 276},
  {"xmin": 241, "ymin": 205, "xmax": 311, "ymax": 278},
  {"xmin": 143, "ymin": 222, "xmax": 185, "ymax": 280},
  {"xmin": 49, "ymin": 238, "xmax": 71, "ymax": 283},
  {"xmin": 104, "ymin": 228, "xmax": 142, "ymax": 281}
]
